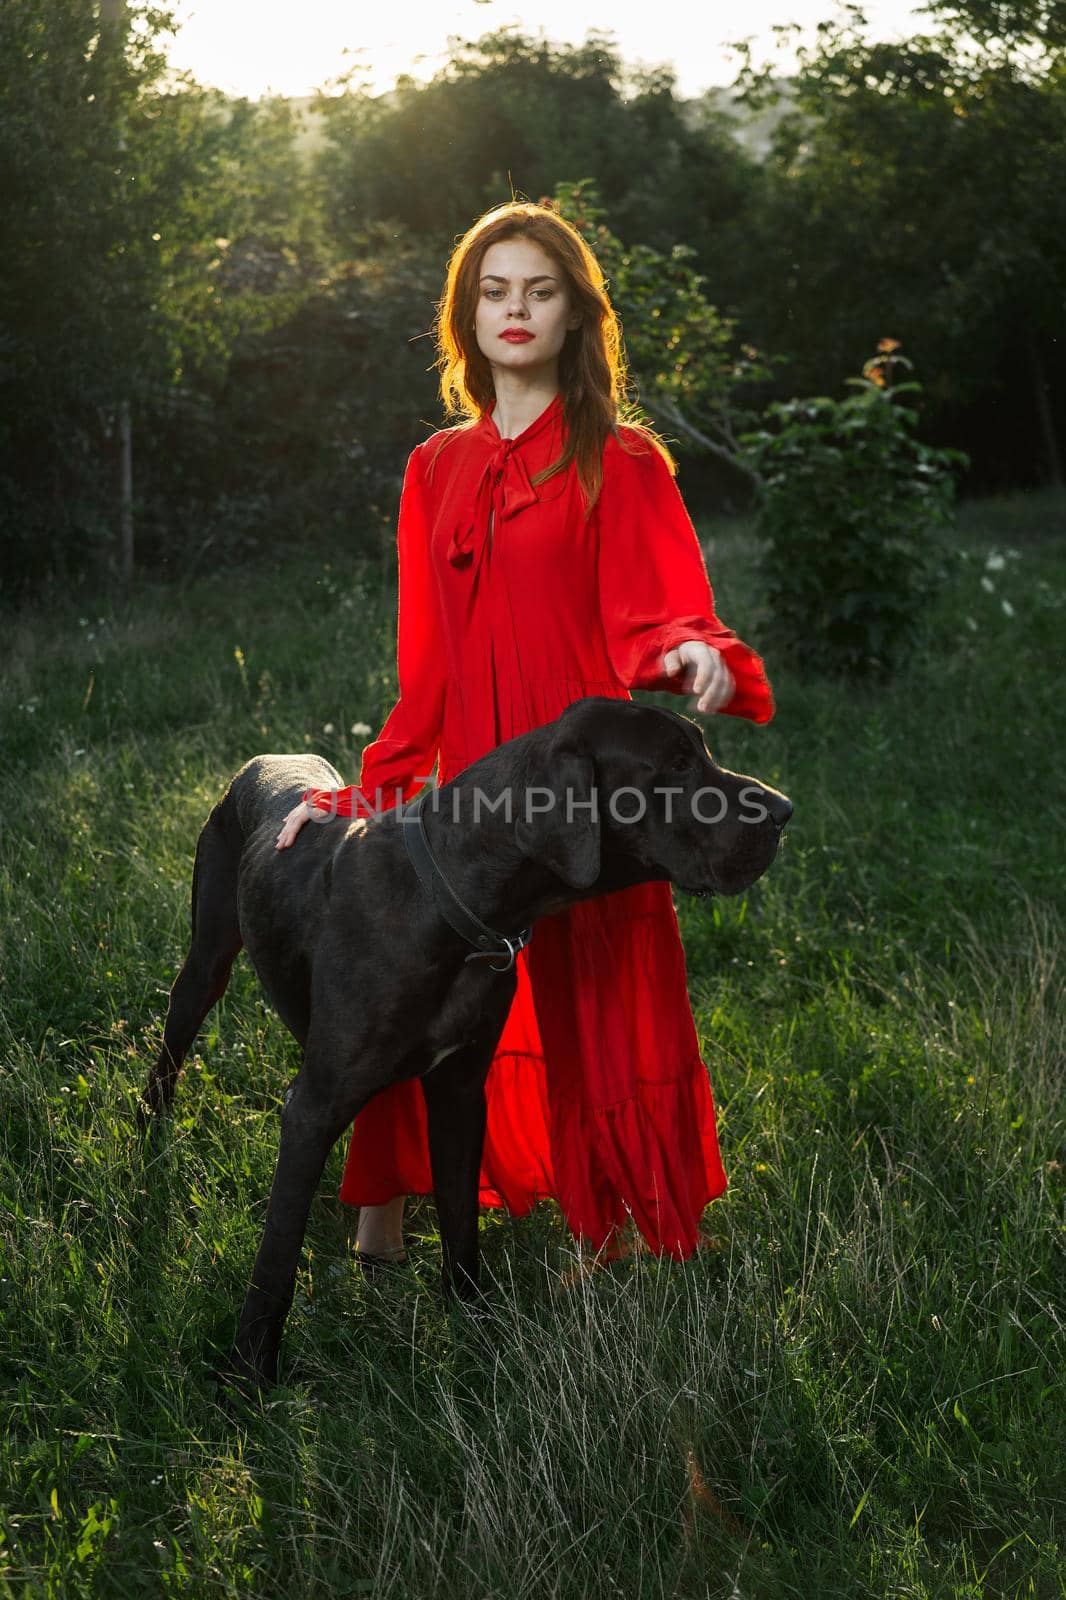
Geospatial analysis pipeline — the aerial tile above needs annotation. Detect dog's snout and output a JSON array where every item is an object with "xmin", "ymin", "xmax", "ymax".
[{"xmin": 765, "ymin": 791, "xmax": 792, "ymax": 831}]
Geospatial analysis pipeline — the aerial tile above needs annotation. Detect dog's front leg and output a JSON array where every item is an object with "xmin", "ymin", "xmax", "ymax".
[
  {"xmin": 231, "ymin": 1068, "xmax": 367, "ymax": 1388},
  {"xmin": 421, "ymin": 1010, "xmax": 511, "ymax": 1301},
  {"xmin": 422, "ymin": 1060, "xmax": 488, "ymax": 1301}
]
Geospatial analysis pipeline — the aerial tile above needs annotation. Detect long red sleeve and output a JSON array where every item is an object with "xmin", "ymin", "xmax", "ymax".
[
  {"xmin": 305, "ymin": 446, "xmax": 446, "ymax": 819},
  {"xmin": 596, "ymin": 431, "xmax": 774, "ymax": 723}
]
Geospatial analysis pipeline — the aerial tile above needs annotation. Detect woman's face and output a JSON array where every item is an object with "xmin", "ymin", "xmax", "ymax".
[{"xmin": 473, "ymin": 236, "xmax": 582, "ymax": 382}]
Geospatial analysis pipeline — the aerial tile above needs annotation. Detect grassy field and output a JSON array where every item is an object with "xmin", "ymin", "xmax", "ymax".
[{"xmin": 1, "ymin": 487, "xmax": 1063, "ymax": 1598}]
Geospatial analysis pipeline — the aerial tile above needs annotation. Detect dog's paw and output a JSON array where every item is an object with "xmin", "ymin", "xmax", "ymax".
[
  {"xmin": 135, "ymin": 1073, "xmax": 176, "ymax": 1134},
  {"xmin": 212, "ymin": 1344, "xmax": 279, "ymax": 1410},
  {"xmin": 444, "ymin": 1284, "xmax": 494, "ymax": 1350}
]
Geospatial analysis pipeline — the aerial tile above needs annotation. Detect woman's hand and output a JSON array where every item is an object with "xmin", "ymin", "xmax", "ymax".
[
  {"xmin": 662, "ymin": 641, "xmax": 735, "ymax": 714},
  {"xmin": 275, "ymin": 802, "xmax": 313, "ymax": 851}
]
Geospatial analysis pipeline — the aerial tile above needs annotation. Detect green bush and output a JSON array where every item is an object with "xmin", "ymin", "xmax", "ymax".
[{"xmin": 741, "ymin": 349, "xmax": 968, "ymax": 678}]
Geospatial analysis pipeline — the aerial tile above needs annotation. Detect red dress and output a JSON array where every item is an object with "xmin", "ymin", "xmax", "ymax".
[{"xmin": 307, "ymin": 393, "xmax": 774, "ymax": 1257}]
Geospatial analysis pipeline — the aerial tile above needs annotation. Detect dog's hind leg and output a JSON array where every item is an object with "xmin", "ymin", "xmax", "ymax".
[
  {"xmin": 141, "ymin": 805, "xmax": 243, "ymax": 1122},
  {"xmin": 230, "ymin": 1057, "xmax": 371, "ymax": 1388}
]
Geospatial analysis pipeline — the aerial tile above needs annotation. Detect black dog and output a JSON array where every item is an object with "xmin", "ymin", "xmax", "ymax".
[{"xmin": 142, "ymin": 696, "xmax": 791, "ymax": 1385}]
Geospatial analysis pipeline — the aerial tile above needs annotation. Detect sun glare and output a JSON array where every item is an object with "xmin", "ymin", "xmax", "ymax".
[
  {"xmin": 165, "ymin": 0, "xmax": 932, "ymax": 102},
  {"xmin": 166, "ymin": 0, "xmax": 552, "ymax": 99}
]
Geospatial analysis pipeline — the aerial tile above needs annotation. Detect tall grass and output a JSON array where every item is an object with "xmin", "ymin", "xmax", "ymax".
[{"xmin": 1, "ymin": 488, "xmax": 1063, "ymax": 1597}]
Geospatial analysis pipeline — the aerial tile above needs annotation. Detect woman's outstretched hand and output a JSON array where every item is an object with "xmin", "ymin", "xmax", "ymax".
[
  {"xmin": 275, "ymin": 802, "xmax": 313, "ymax": 851},
  {"xmin": 662, "ymin": 642, "xmax": 735, "ymax": 714}
]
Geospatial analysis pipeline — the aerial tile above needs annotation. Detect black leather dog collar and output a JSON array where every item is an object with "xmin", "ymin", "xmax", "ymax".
[{"xmin": 401, "ymin": 789, "xmax": 533, "ymax": 973}]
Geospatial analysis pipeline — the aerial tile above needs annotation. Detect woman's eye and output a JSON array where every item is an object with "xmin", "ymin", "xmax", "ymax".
[{"xmin": 482, "ymin": 289, "xmax": 554, "ymax": 301}]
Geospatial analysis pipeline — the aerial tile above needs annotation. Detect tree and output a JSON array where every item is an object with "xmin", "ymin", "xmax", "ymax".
[
  {"xmin": 0, "ymin": 2, "xmax": 330, "ymax": 590},
  {"xmin": 914, "ymin": 0, "xmax": 1066, "ymax": 53},
  {"xmin": 313, "ymin": 29, "xmax": 753, "ymax": 270},
  {"xmin": 554, "ymin": 181, "xmax": 783, "ymax": 492},
  {"xmin": 724, "ymin": 5, "xmax": 1065, "ymax": 487},
  {"xmin": 0, "ymin": 0, "xmax": 174, "ymax": 588}
]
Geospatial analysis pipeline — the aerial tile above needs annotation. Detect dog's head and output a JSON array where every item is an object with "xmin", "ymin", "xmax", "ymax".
[{"xmin": 514, "ymin": 697, "xmax": 791, "ymax": 897}]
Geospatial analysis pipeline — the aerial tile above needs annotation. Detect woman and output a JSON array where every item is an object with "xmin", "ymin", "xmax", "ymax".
[{"xmin": 275, "ymin": 200, "xmax": 774, "ymax": 1267}]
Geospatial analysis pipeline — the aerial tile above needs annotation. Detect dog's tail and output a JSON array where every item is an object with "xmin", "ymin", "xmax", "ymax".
[
  {"xmin": 141, "ymin": 790, "xmax": 245, "ymax": 1124},
  {"xmin": 188, "ymin": 789, "xmax": 243, "ymax": 943}
]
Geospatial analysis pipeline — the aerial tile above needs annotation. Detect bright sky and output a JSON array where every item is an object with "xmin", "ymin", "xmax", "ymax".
[{"xmin": 164, "ymin": 0, "xmax": 936, "ymax": 100}]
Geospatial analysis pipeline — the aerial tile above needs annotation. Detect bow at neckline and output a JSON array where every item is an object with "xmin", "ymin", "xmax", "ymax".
[{"xmin": 445, "ymin": 393, "xmax": 563, "ymax": 571}]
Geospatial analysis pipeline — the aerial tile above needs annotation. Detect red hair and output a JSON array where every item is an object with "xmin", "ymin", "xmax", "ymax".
[{"xmin": 429, "ymin": 200, "xmax": 674, "ymax": 513}]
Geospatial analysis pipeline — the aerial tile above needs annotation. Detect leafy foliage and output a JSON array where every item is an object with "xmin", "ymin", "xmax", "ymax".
[
  {"xmin": 724, "ymin": 6, "xmax": 1066, "ymax": 453},
  {"xmin": 916, "ymin": 0, "xmax": 1066, "ymax": 52},
  {"xmin": 137, "ymin": 227, "xmax": 443, "ymax": 574},
  {"xmin": 312, "ymin": 30, "xmax": 752, "ymax": 267},
  {"xmin": 0, "ymin": 2, "xmax": 328, "ymax": 593},
  {"xmin": 1, "ymin": 4, "xmax": 1061, "ymax": 593},
  {"xmin": 0, "ymin": 0, "xmax": 175, "ymax": 590},
  {"xmin": 741, "ymin": 345, "xmax": 969, "ymax": 677},
  {"xmin": 554, "ymin": 180, "xmax": 784, "ymax": 485}
]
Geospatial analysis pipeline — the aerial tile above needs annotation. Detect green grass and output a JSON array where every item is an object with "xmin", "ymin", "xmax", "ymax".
[{"xmin": 1, "ymin": 487, "xmax": 1064, "ymax": 1598}]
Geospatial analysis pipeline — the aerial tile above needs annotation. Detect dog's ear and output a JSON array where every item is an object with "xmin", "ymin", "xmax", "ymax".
[{"xmin": 514, "ymin": 740, "xmax": 600, "ymax": 889}]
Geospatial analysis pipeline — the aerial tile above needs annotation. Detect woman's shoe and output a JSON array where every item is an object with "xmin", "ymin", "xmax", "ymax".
[{"xmin": 352, "ymin": 1245, "xmax": 407, "ymax": 1277}]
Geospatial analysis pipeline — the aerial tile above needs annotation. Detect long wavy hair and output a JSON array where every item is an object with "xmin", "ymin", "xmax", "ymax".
[{"xmin": 429, "ymin": 201, "xmax": 674, "ymax": 513}]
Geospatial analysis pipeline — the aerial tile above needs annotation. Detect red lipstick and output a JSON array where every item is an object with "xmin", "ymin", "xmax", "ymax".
[{"xmin": 500, "ymin": 329, "xmax": 534, "ymax": 343}]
